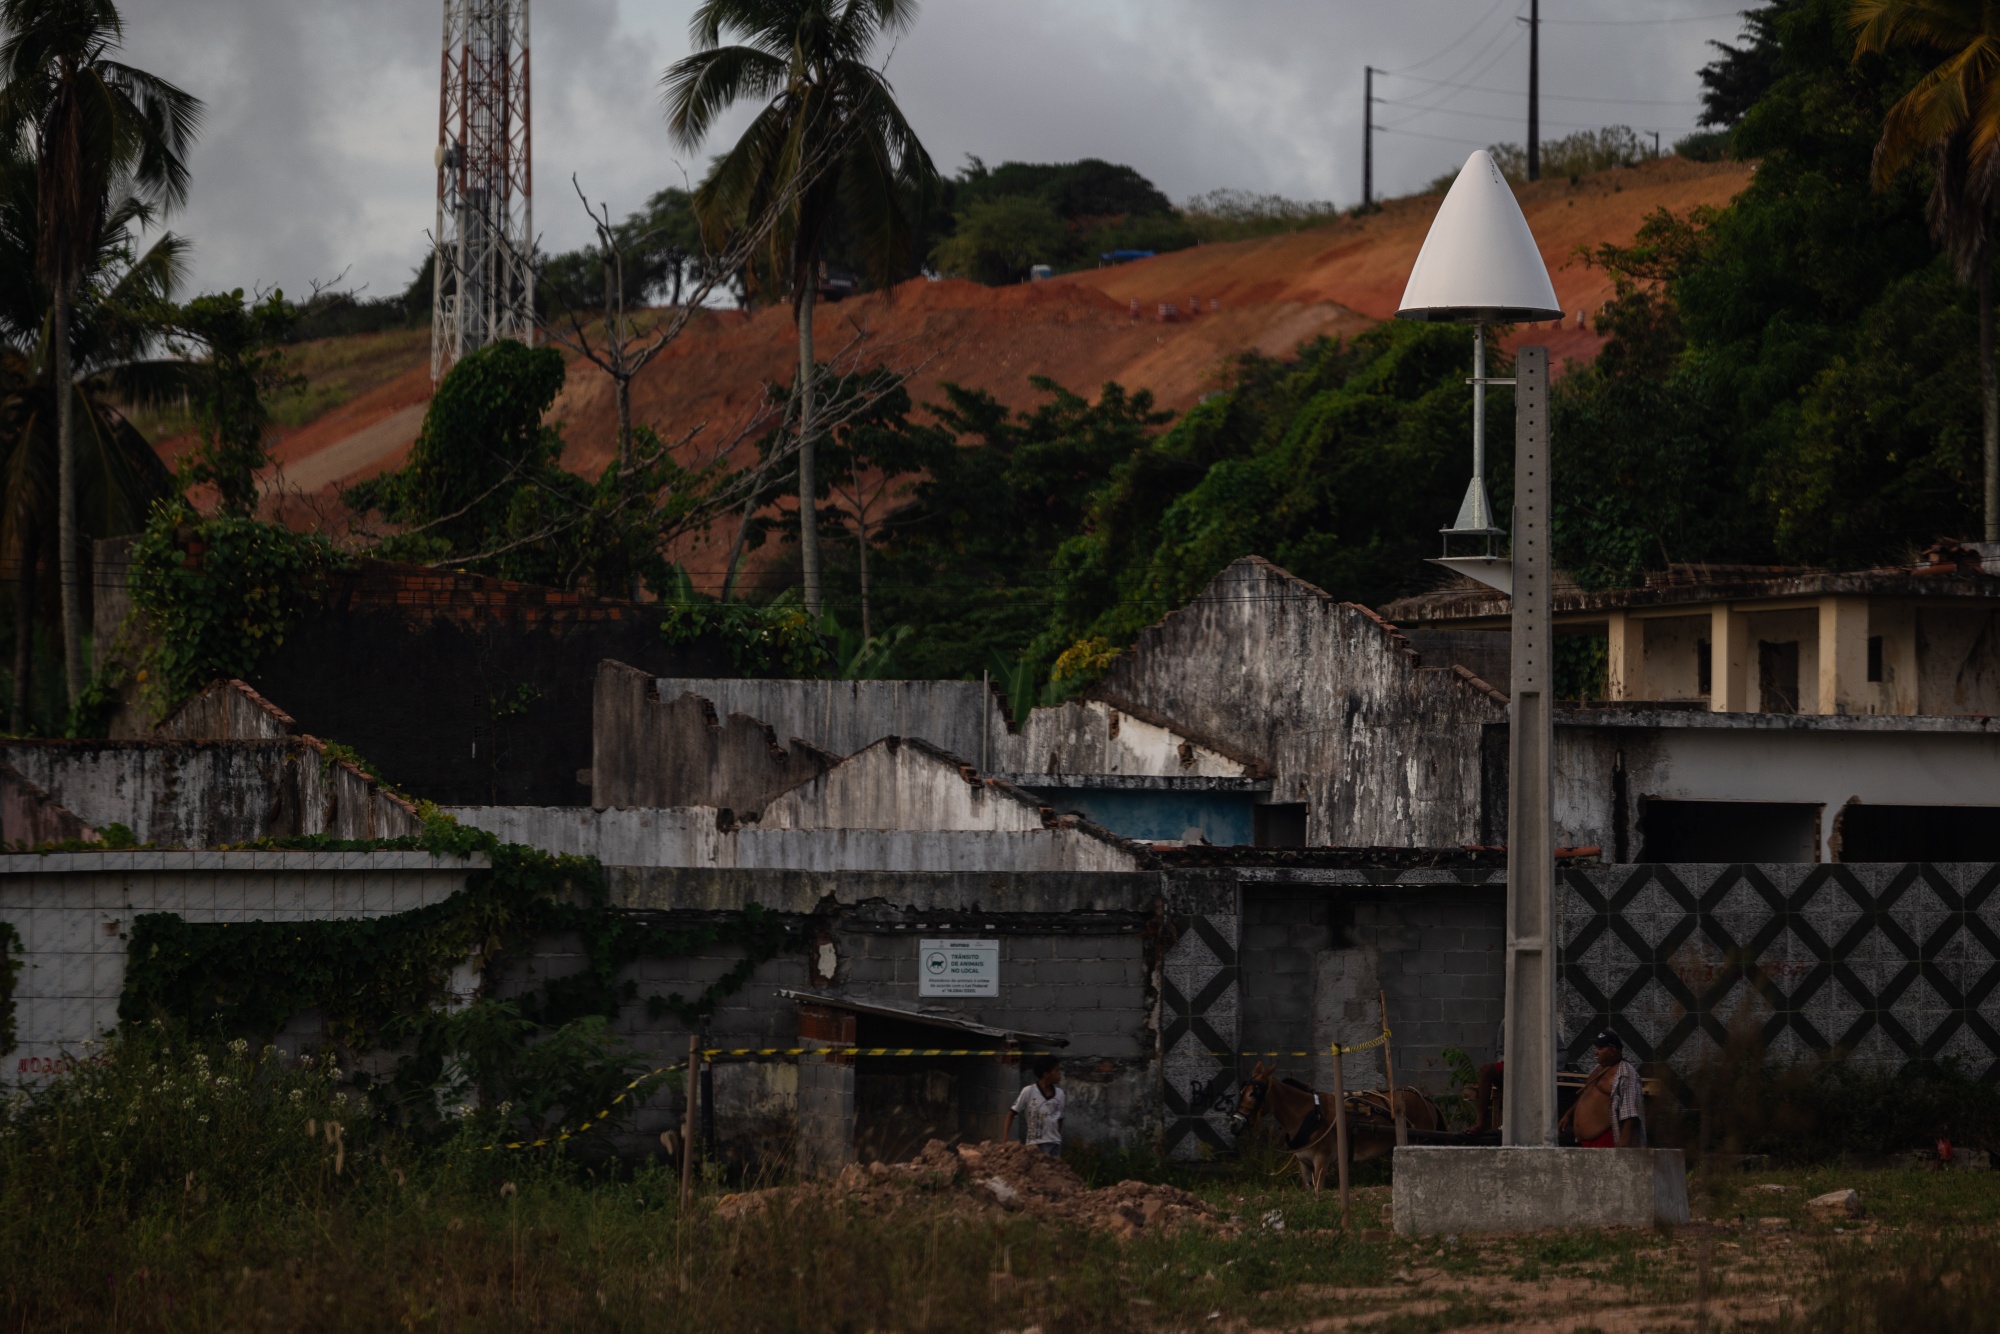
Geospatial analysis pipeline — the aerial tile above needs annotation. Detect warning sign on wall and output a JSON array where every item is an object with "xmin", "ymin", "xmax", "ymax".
[{"xmin": 918, "ymin": 939, "xmax": 998, "ymax": 997}]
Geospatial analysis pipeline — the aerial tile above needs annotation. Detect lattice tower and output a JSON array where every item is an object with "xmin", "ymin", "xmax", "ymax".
[{"xmin": 431, "ymin": 0, "xmax": 534, "ymax": 381}]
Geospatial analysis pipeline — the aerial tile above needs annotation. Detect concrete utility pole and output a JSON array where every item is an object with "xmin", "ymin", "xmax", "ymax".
[
  {"xmin": 1501, "ymin": 346, "xmax": 1555, "ymax": 1146},
  {"xmin": 1363, "ymin": 66, "xmax": 1375, "ymax": 207},
  {"xmin": 1526, "ymin": 0, "xmax": 1541, "ymax": 182}
]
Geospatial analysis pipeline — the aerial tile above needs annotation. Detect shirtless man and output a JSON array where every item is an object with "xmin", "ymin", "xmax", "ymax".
[{"xmin": 1559, "ymin": 1029, "xmax": 1645, "ymax": 1148}]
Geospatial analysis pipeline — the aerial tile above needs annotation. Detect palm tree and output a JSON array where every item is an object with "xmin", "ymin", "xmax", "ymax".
[
  {"xmin": 663, "ymin": 0, "xmax": 936, "ymax": 618},
  {"xmin": 0, "ymin": 145, "xmax": 179, "ymax": 730},
  {"xmin": 0, "ymin": 0, "xmax": 198, "ymax": 705},
  {"xmin": 1853, "ymin": 0, "xmax": 2000, "ymax": 542}
]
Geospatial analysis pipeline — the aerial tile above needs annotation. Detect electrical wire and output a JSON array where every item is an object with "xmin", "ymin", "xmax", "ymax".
[
  {"xmin": 1531, "ymin": 10, "xmax": 1742, "ymax": 24},
  {"xmin": 1383, "ymin": 72, "xmax": 1699, "ymax": 108},
  {"xmin": 1380, "ymin": 0, "xmax": 1516, "ymax": 75},
  {"xmin": 1376, "ymin": 99, "xmax": 1638, "ymax": 134}
]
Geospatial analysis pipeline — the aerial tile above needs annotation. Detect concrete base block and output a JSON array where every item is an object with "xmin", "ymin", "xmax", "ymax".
[{"xmin": 1392, "ymin": 1146, "xmax": 1689, "ymax": 1235}]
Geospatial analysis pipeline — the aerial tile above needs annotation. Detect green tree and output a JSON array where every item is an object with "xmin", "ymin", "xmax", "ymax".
[
  {"xmin": 345, "ymin": 339, "xmax": 740, "ymax": 596},
  {"xmin": 167, "ymin": 289, "xmax": 300, "ymax": 517},
  {"xmin": 0, "ymin": 0, "xmax": 199, "ymax": 706},
  {"xmin": 930, "ymin": 194, "xmax": 1067, "ymax": 284},
  {"xmin": 0, "ymin": 144, "xmax": 176, "ymax": 731},
  {"xmin": 664, "ymin": 0, "xmax": 938, "ymax": 620},
  {"xmin": 1852, "ymin": 0, "xmax": 2000, "ymax": 540},
  {"xmin": 863, "ymin": 376, "xmax": 1171, "ymax": 682}
]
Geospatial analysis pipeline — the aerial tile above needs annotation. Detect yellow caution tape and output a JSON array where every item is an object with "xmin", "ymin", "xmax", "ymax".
[{"xmin": 483, "ymin": 1064, "xmax": 678, "ymax": 1152}]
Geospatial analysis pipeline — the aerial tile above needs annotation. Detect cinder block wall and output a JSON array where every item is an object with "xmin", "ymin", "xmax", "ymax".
[{"xmin": 1237, "ymin": 886, "xmax": 1504, "ymax": 1096}]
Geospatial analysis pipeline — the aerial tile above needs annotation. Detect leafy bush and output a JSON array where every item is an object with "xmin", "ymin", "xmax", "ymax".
[
  {"xmin": 931, "ymin": 195, "xmax": 1071, "ymax": 284},
  {"xmin": 1181, "ymin": 189, "xmax": 1340, "ymax": 243},
  {"xmin": 1486, "ymin": 125, "xmax": 1661, "ymax": 182},
  {"xmin": 0, "ymin": 1024, "xmax": 361, "ymax": 1210},
  {"xmin": 659, "ymin": 572, "xmax": 832, "ymax": 676},
  {"xmin": 1674, "ymin": 128, "xmax": 1732, "ymax": 162},
  {"xmin": 389, "ymin": 1000, "xmax": 672, "ymax": 1149},
  {"xmin": 127, "ymin": 499, "xmax": 350, "ymax": 712}
]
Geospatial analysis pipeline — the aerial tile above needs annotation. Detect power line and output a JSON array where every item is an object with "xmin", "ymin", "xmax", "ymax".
[
  {"xmin": 1384, "ymin": 72, "xmax": 1700, "ymax": 108},
  {"xmin": 1382, "ymin": 0, "xmax": 1516, "ymax": 75},
  {"xmin": 1376, "ymin": 99, "xmax": 1649, "ymax": 134},
  {"xmin": 1531, "ymin": 9, "xmax": 1742, "ymax": 23}
]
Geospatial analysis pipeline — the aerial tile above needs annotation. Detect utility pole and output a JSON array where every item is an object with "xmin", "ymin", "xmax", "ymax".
[
  {"xmin": 1363, "ymin": 65, "xmax": 1375, "ymax": 207},
  {"xmin": 1526, "ymin": 0, "xmax": 1541, "ymax": 182}
]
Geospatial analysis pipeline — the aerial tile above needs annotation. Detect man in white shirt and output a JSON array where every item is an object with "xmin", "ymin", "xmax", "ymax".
[{"xmin": 1003, "ymin": 1055, "xmax": 1065, "ymax": 1155}]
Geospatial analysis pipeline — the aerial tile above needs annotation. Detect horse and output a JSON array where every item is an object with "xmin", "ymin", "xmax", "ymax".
[{"xmin": 1228, "ymin": 1061, "xmax": 1446, "ymax": 1192}]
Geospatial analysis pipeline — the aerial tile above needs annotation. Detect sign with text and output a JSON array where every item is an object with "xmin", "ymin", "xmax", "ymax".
[{"xmin": 918, "ymin": 939, "xmax": 999, "ymax": 997}]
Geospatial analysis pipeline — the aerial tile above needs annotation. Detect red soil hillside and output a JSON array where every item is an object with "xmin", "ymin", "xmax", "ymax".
[{"xmin": 253, "ymin": 155, "xmax": 1752, "ymax": 515}]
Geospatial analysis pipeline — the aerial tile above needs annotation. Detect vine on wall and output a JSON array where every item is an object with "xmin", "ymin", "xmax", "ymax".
[
  {"xmin": 118, "ymin": 815, "xmax": 800, "ymax": 1051},
  {"xmin": 0, "ymin": 921, "xmax": 21, "ymax": 1056},
  {"xmin": 126, "ymin": 500, "xmax": 351, "ymax": 714}
]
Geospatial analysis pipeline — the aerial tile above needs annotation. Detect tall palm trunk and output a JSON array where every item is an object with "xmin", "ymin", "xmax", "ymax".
[
  {"xmin": 796, "ymin": 277, "xmax": 820, "ymax": 619},
  {"xmin": 1983, "ymin": 251, "xmax": 1998, "ymax": 544},
  {"xmin": 53, "ymin": 284, "xmax": 83, "ymax": 705},
  {"xmin": 12, "ymin": 525, "xmax": 38, "ymax": 733}
]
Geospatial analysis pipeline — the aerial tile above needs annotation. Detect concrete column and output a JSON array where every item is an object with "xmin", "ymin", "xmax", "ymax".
[
  {"xmin": 1709, "ymin": 603, "xmax": 1751, "ymax": 712},
  {"xmin": 1817, "ymin": 596, "xmax": 1870, "ymax": 715},
  {"xmin": 1606, "ymin": 612, "xmax": 1645, "ymax": 702},
  {"xmin": 1502, "ymin": 347, "xmax": 1556, "ymax": 1148},
  {"xmin": 795, "ymin": 1004, "xmax": 856, "ymax": 1176}
]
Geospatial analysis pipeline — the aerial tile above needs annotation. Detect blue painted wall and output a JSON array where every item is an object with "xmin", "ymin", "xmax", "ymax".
[{"xmin": 1029, "ymin": 787, "xmax": 1256, "ymax": 846}]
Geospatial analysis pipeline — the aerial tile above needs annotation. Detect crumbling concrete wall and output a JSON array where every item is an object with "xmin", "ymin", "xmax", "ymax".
[
  {"xmin": 1092, "ymin": 556, "xmax": 1506, "ymax": 847},
  {"xmin": 0, "ymin": 740, "xmax": 422, "ymax": 847},
  {"xmin": 1917, "ymin": 607, "xmax": 2000, "ymax": 716},
  {"xmin": 156, "ymin": 679, "xmax": 298, "ymax": 741},
  {"xmin": 761, "ymin": 737, "xmax": 1073, "ymax": 832},
  {"xmin": 1004, "ymin": 698, "xmax": 1261, "ymax": 779},
  {"xmin": 592, "ymin": 661, "xmax": 835, "ymax": 811},
  {"xmin": 651, "ymin": 677, "xmax": 1012, "ymax": 770},
  {"xmin": 448, "ymin": 805, "xmax": 1149, "ymax": 873},
  {"xmin": 0, "ymin": 763, "xmax": 97, "ymax": 848}
]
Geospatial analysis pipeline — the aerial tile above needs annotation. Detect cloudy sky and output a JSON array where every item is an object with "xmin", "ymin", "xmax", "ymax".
[{"xmin": 117, "ymin": 0, "xmax": 1749, "ymax": 300}]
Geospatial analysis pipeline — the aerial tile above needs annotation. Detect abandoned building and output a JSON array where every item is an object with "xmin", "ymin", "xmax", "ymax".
[{"xmin": 6, "ymin": 549, "xmax": 2000, "ymax": 1167}]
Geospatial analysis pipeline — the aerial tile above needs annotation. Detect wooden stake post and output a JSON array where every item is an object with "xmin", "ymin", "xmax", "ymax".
[
  {"xmin": 680, "ymin": 1034, "xmax": 700, "ymax": 1208},
  {"xmin": 1331, "ymin": 1041, "xmax": 1351, "ymax": 1228},
  {"xmin": 1380, "ymin": 990, "xmax": 1408, "ymax": 1147}
]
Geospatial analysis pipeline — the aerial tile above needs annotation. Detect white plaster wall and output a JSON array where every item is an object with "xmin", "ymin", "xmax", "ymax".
[{"xmin": 0, "ymin": 851, "xmax": 483, "ymax": 1080}]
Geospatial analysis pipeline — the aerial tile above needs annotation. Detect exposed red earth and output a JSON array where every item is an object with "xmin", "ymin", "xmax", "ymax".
[{"xmin": 223, "ymin": 156, "xmax": 1751, "ymax": 543}]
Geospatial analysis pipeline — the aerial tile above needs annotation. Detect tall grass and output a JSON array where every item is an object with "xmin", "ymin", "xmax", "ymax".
[{"xmin": 0, "ymin": 1028, "xmax": 1401, "ymax": 1330}]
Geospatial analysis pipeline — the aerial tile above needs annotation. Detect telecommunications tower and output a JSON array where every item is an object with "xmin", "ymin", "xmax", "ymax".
[{"xmin": 431, "ymin": 0, "xmax": 534, "ymax": 381}]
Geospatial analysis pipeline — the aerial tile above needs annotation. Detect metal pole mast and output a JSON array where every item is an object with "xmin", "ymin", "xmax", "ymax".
[
  {"xmin": 433, "ymin": 0, "xmax": 535, "ymax": 383},
  {"xmin": 1363, "ymin": 65, "xmax": 1374, "ymax": 208},
  {"xmin": 1526, "ymin": 0, "xmax": 1540, "ymax": 182},
  {"xmin": 1501, "ymin": 346, "xmax": 1555, "ymax": 1146}
]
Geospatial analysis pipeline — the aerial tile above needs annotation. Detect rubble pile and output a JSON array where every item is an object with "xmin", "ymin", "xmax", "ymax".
[{"xmin": 714, "ymin": 1139, "xmax": 1230, "ymax": 1238}]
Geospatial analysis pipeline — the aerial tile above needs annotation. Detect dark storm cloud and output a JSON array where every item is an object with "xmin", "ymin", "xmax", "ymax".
[{"xmin": 109, "ymin": 0, "xmax": 1747, "ymax": 299}]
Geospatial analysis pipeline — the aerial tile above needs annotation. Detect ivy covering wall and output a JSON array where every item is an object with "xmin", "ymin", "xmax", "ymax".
[{"xmin": 117, "ymin": 816, "xmax": 797, "ymax": 1070}]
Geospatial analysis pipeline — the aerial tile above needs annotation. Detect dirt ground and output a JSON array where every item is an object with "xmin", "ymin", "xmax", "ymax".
[
  {"xmin": 717, "ymin": 1138, "xmax": 1229, "ymax": 1240},
  {"xmin": 712, "ymin": 1155, "xmax": 1999, "ymax": 1333}
]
